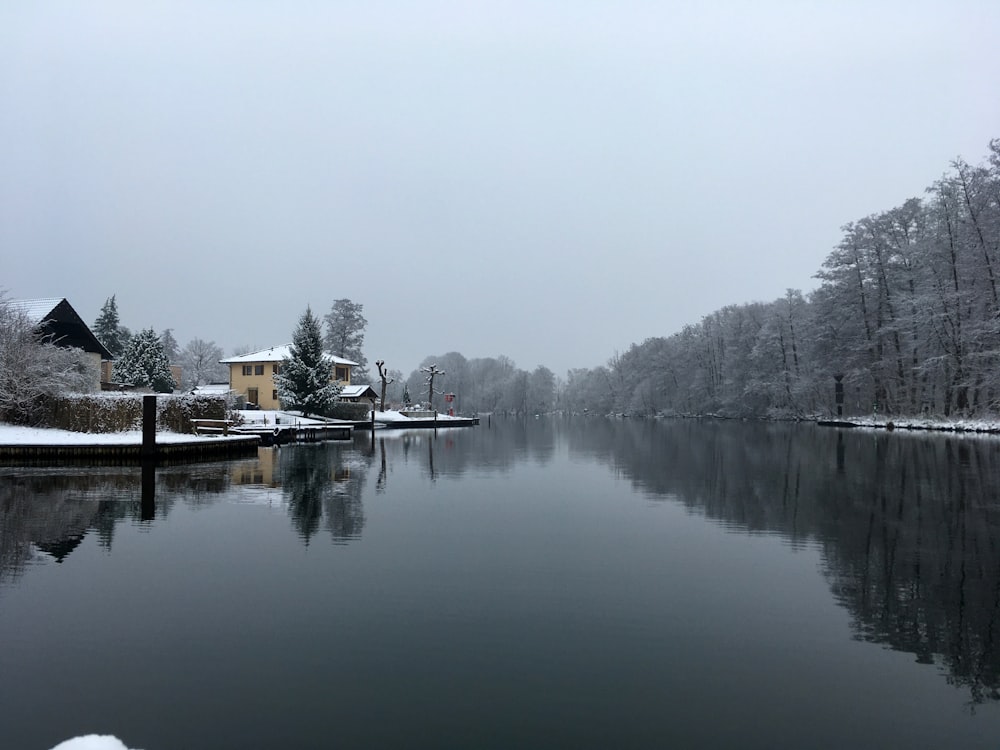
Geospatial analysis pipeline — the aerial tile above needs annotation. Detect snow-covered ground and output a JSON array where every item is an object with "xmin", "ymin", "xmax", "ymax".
[
  {"xmin": 0, "ymin": 425, "xmax": 227, "ymax": 445},
  {"xmin": 0, "ymin": 409, "xmax": 473, "ymax": 446},
  {"xmin": 842, "ymin": 415, "xmax": 1000, "ymax": 433},
  {"xmin": 50, "ymin": 736, "xmax": 139, "ymax": 750}
]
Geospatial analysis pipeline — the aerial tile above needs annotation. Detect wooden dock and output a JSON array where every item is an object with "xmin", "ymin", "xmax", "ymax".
[
  {"xmin": 0, "ymin": 435, "xmax": 261, "ymax": 465},
  {"xmin": 234, "ymin": 422, "xmax": 353, "ymax": 446},
  {"xmin": 354, "ymin": 416, "xmax": 480, "ymax": 430}
]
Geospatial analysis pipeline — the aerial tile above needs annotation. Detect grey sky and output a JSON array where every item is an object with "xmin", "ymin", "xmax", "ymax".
[{"xmin": 3, "ymin": 1, "xmax": 998, "ymax": 378}]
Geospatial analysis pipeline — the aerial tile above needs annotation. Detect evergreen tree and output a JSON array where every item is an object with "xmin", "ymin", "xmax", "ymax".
[
  {"xmin": 112, "ymin": 327, "xmax": 175, "ymax": 392},
  {"xmin": 275, "ymin": 307, "xmax": 341, "ymax": 416},
  {"xmin": 93, "ymin": 295, "xmax": 126, "ymax": 357},
  {"xmin": 324, "ymin": 298, "xmax": 369, "ymax": 382},
  {"xmin": 159, "ymin": 328, "xmax": 179, "ymax": 362}
]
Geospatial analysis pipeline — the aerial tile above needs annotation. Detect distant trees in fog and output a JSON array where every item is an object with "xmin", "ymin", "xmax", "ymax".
[
  {"xmin": 400, "ymin": 352, "xmax": 556, "ymax": 416},
  {"xmin": 562, "ymin": 138, "xmax": 1000, "ymax": 419}
]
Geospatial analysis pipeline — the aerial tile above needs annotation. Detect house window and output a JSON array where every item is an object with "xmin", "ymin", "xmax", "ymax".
[
  {"xmin": 272, "ymin": 390, "xmax": 278, "ymax": 401},
  {"xmin": 273, "ymin": 364, "xmax": 280, "ymax": 374},
  {"xmin": 254, "ymin": 365, "xmax": 265, "ymax": 376},
  {"xmin": 335, "ymin": 366, "xmax": 349, "ymax": 382},
  {"xmin": 242, "ymin": 365, "xmax": 253, "ymax": 376}
]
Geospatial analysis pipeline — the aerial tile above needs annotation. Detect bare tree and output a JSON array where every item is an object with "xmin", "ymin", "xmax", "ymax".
[
  {"xmin": 180, "ymin": 338, "xmax": 227, "ymax": 388},
  {"xmin": 376, "ymin": 359, "xmax": 394, "ymax": 412},
  {"xmin": 0, "ymin": 296, "xmax": 96, "ymax": 424},
  {"xmin": 421, "ymin": 364, "xmax": 445, "ymax": 411}
]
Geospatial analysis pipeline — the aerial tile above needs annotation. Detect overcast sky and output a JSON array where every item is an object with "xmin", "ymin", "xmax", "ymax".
[{"xmin": 2, "ymin": 1, "xmax": 998, "ymax": 377}]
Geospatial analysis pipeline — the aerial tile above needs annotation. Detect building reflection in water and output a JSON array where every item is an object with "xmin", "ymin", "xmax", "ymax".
[{"xmin": 0, "ymin": 441, "xmax": 373, "ymax": 582}]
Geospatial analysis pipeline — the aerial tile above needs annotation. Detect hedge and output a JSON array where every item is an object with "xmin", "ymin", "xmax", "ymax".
[{"xmin": 35, "ymin": 393, "xmax": 228, "ymax": 433}]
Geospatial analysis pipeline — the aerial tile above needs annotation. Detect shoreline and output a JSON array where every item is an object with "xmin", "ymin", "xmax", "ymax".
[
  {"xmin": 814, "ymin": 416, "xmax": 1000, "ymax": 434},
  {"xmin": 0, "ymin": 425, "xmax": 261, "ymax": 465}
]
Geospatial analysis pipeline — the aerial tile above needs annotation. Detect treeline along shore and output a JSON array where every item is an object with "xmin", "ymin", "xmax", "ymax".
[{"xmin": 556, "ymin": 139, "xmax": 1000, "ymax": 420}]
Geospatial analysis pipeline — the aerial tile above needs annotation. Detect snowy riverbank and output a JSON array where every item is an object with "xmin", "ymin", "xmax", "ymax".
[
  {"xmin": 822, "ymin": 416, "xmax": 1000, "ymax": 434},
  {"xmin": 0, "ymin": 409, "xmax": 474, "ymax": 446},
  {"xmin": 0, "ymin": 424, "xmax": 220, "ymax": 446}
]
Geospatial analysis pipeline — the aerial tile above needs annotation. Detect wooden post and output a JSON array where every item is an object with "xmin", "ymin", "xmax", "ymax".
[
  {"xmin": 141, "ymin": 459, "xmax": 156, "ymax": 521},
  {"xmin": 141, "ymin": 394, "xmax": 157, "ymax": 460}
]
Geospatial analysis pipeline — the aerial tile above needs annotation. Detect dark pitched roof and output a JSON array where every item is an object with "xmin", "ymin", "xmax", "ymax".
[{"xmin": 8, "ymin": 298, "xmax": 114, "ymax": 360}]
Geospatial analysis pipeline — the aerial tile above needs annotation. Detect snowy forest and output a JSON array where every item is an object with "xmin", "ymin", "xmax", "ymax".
[
  {"xmin": 397, "ymin": 140, "xmax": 1000, "ymax": 419},
  {"xmin": 8, "ymin": 141, "xmax": 998, "ymax": 423},
  {"xmin": 549, "ymin": 138, "xmax": 1000, "ymax": 419}
]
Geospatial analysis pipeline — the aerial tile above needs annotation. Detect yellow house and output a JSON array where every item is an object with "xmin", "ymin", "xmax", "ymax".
[{"xmin": 220, "ymin": 344, "xmax": 357, "ymax": 410}]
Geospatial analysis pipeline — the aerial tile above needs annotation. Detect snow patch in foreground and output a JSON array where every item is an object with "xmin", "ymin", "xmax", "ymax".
[{"xmin": 50, "ymin": 736, "xmax": 139, "ymax": 750}]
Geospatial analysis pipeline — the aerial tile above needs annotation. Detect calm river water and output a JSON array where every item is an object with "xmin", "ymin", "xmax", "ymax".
[{"xmin": 2, "ymin": 418, "xmax": 1000, "ymax": 749}]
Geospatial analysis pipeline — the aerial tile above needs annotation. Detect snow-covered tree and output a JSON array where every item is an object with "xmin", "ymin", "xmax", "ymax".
[
  {"xmin": 112, "ymin": 327, "xmax": 175, "ymax": 392},
  {"xmin": 324, "ymin": 298, "xmax": 369, "ymax": 382},
  {"xmin": 383, "ymin": 367, "xmax": 405, "ymax": 405},
  {"xmin": 93, "ymin": 295, "xmax": 131, "ymax": 358},
  {"xmin": 275, "ymin": 307, "xmax": 342, "ymax": 416},
  {"xmin": 179, "ymin": 337, "xmax": 226, "ymax": 388},
  {"xmin": 0, "ymin": 296, "xmax": 97, "ymax": 424},
  {"xmin": 528, "ymin": 365, "xmax": 556, "ymax": 414}
]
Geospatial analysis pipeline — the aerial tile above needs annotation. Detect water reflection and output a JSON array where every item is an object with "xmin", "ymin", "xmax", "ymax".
[
  {"xmin": 370, "ymin": 418, "xmax": 557, "ymax": 481},
  {"xmin": 567, "ymin": 418, "xmax": 1000, "ymax": 705},
  {"xmin": 0, "ymin": 462, "xmax": 237, "ymax": 583},
  {"xmin": 4, "ymin": 418, "xmax": 999, "ymax": 710},
  {"xmin": 0, "ymin": 441, "xmax": 373, "ymax": 582},
  {"xmin": 276, "ymin": 443, "xmax": 369, "ymax": 544}
]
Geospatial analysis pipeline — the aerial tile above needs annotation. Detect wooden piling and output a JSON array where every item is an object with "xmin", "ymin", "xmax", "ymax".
[{"xmin": 142, "ymin": 394, "xmax": 157, "ymax": 460}]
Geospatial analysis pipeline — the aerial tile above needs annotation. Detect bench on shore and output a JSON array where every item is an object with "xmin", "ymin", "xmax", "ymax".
[{"xmin": 191, "ymin": 418, "xmax": 235, "ymax": 436}]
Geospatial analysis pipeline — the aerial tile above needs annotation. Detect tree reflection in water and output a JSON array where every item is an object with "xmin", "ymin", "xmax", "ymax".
[
  {"xmin": 567, "ymin": 418, "xmax": 1000, "ymax": 705},
  {"xmin": 0, "ymin": 463, "xmax": 238, "ymax": 583},
  {"xmin": 279, "ymin": 443, "xmax": 368, "ymax": 545},
  {"xmin": 4, "ymin": 419, "xmax": 999, "ymax": 707},
  {"xmin": 0, "ymin": 442, "xmax": 373, "ymax": 585}
]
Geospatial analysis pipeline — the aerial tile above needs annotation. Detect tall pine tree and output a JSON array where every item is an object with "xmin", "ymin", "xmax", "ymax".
[
  {"xmin": 112, "ymin": 327, "xmax": 175, "ymax": 392},
  {"xmin": 93, "ymin": 295, "xmax": 132, "ymax": 358},
  {"xmin": 159, "ymin": 328, "xmax": 179, "ymax": 362},
  {"xmin": 275, "ymin": 307, "xmax": 341, "ymax": 416},
  {"xmin": 324, "ymin": 298, "xmax": 369, "ymax": 382}
]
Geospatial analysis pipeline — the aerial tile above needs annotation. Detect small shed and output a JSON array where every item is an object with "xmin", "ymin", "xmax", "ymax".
[{"xmin": 338, "ymin": 384, "xmax": 379, "ymax": 403}]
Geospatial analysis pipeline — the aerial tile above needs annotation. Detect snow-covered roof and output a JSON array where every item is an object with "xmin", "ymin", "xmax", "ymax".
[
  {"xmin": 219, "ymin": 344, "xmax": 358, "ymax": 366},
  {"xmin": 339, "ymin": 384, "xmax": 378, "ymax": 399},
  {"xmin": 6, "ymin": 297, "xmax": 65, "ymax": 323}
]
